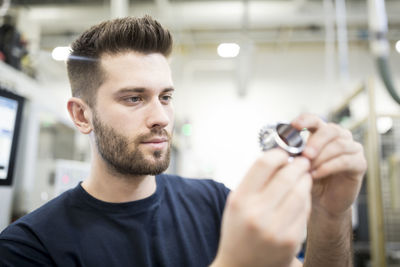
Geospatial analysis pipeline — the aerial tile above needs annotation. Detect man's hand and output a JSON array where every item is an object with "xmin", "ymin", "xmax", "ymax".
[
  {"xmin": 291, "ymin": 114, "xmax": 367, "ymax": 220},
  {"xmin": 212, "ymin": 150, "xmax": 312, "ymax": 267},
  {"xmin": 292, "ymin": 114, "xmax": 367, "ymax": 267}
]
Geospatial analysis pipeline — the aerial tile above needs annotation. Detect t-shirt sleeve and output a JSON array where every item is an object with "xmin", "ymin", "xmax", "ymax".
[
  {"xmin": 206, "ymin": 179, "xmax": 231, "ymax": 214},
  {"xmin": 216, "ymin": 181, "xmax": 230, "ymax": 202},
  {"xmin": 0, "ymin": 223, "xmax": 54, "ymax": 266}
]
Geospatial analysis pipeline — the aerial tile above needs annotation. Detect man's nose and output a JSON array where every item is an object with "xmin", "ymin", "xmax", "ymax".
[{"xmin": 146, "ymin": 99, "xmax": 170, "ymax": 129}]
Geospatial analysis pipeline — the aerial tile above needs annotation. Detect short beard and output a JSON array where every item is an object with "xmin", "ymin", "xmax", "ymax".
[{"xmin": 92, "ymin": 113, "xmax": 171, "ymax": 177}]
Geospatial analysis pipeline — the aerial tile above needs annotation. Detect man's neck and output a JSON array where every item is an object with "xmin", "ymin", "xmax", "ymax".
[{"xmin": 81, "ymin": 156, "xmax": 157, "ymax": 203}]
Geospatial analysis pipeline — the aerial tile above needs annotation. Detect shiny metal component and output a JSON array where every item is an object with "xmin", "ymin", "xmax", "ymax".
[{"xmin": 259, "ymin": 122, "xmax": 306, "ymax": 156}]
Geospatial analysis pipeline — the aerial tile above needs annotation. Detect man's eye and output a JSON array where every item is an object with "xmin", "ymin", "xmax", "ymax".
[
  {"xmin": 161, "ymin": 95, "xmax": 173, "ymax": 102},
  {"xmin": 126, "ymin": 96, "xmax": 141, "ymax": 103}
]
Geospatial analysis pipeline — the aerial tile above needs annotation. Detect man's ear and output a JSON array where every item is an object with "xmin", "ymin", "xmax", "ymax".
[{"xmin": 67, "ymin": 97, "xmax": 93, "ymax": 134}]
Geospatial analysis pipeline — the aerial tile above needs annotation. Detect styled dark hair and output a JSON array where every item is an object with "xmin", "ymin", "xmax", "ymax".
[{"xmin": 67, "ymin": 15, "xmax": 173, "ymax": 107}]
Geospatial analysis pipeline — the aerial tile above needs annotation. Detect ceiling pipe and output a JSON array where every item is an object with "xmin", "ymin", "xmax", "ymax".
[
  {"xmin": 323, "ymin": 0, "xmax": 335, "ymax": 86},
  {"xmin": 335, "ymin": 0, "xmax": 349, "ymax": 82},
  {"xmin": 368, "ymin": 0, "xmax": 400, "ymax": 105},
  {"xmin": 110, "ymin": 0, "xmax": 128, "ymax": 18},
  {"xmin": 236, "ymin": 0, "xmax": 252, "ymax": 98}
]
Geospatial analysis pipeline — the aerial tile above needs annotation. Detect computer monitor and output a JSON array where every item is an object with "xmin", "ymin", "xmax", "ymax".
[{"xmin": 0, "ymin": 88, "xmax": 24, "ymax": 186}]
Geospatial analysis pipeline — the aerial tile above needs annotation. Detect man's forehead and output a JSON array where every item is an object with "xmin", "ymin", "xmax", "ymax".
[
  {"xmin": 99, "ymin": 51, "xmax": 171, "ymax": 81},
  {"xmin": 96, "ymin": 51, "xmax": 173, "ymax": 95}
]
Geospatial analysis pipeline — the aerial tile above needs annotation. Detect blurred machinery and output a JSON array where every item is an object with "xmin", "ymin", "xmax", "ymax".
[
  {"xmin": 326, "ymin": 0, "xmax": 400, "ymax": 265},
  {"xmin": 26, "ymin": 121, "xmax": 90, "ymax": 212},
  {"xmin": 0, "ymin": 15, "xmax": 27, "ymax": 70},
  {"xmin": 0, "ymin": 59, "xmax": 91, "ymax": 227},
  {"xmin": 54, "ymin": 160, "xmax": 90, "ymax": 196},
  {"xmin": 0, "ymin": 87, "xmax": 24, "ymax": 230},
  {"xmin": 330, "ymin": 81, "xmax": 400, "ymax": 267}
]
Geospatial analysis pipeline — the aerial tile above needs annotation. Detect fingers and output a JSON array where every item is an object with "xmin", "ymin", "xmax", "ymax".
[
  {"xmin": 291, "ymin": 113, "xmax": 325, "ymax": 133},
  {"xmin": 311, "ymin": 139, "xmax": 363, "ymax": 170},
  {"xmin": 267, "ymin": 173, "xmax": 312, "ymax": 232},
  {"xmin": 282, "ymin": 206, "xmax": 309, "ymax": 254},
  {"xmin": 302, "ymin": 123, "xmax": 344, "ymax": 160},
  {"xmin": 280, "ymin": 176, "xmax": 311, "ymax": 256},
  {"xmin": 237, "ymin": 149, "xmax": 289, "ymax": 196},
  {"xmin": 292, "ymin": 114, "xmax": 345, "ymax": 160},
  {"xmin": 311, "ymin": 150, "xmax": 367, "ymax": 179},
  {"xmin": 234, "ymin": 156, "xmax": 311, "ymax": 232},
  {"xmin": 257, "ymin": 173, "xmax": 311, "ymax": 259},
  {"xmin": 291, "ymin": 114, "xmax": 365, "ymax": 179},
  {"xmin": 260, "ymin": 157, "xmax": 310, "ymax": 209}
]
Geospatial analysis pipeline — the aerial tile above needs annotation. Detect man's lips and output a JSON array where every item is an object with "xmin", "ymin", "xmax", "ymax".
[
  {"xmin": 141, "ymin": 137, "xmax": 169, "ymax": 144},
  {"xmin": 140, "ymin": 137, "xmax": 169, "ymax": 149}
]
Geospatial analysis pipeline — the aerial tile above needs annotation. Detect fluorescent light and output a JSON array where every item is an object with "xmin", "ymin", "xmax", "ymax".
[
  {"xmin": 396, "ymin": 40, "xmax": 400, "ymax": 54},
  {"xmin": 52, "ymin": 46, "xmax": 71, "ymax": 61},
  {"xmin": 217, "ymin": 43, "xmax": 240, "ymax": 58}
]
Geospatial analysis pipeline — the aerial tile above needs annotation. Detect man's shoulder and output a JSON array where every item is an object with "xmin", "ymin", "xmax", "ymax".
[
  {"xmin": 159, "ymin": 174, "xmax": 231, "ymax": 208},
  {"xmin": 0, "ymin": 187, "xmax": 75, "ymax": 239},
  {"xmin": 161, "ymin": 173, "xmax": 230, "ymax": 194},
  {"xmin": 0, "ymin": 188, "xmax": 78, "ymax": 266}
]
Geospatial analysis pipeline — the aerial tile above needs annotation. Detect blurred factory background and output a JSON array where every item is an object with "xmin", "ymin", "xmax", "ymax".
[{"xmin": 0, "ymin": 0, "xmax": 400, "ymax": 266}]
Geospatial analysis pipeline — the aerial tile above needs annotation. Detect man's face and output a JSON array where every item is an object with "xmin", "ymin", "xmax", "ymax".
[{"xmin": 91, "ymin": 51, "xmax": 174, "ymax": 176}]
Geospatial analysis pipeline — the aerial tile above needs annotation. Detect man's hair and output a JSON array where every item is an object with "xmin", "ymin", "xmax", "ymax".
[{"xmin": 67, "ymin": 15, "xmax": 173, "ymax": 107}]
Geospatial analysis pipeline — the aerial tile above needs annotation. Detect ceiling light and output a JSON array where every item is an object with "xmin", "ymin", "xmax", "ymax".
[
  {"xmin": 52, "ymin": 46, "xmax": 71, "ymax": 61},
  {"xmin": 377, "ymin": 116, "xmax": 393, "ymax": 134},
  {"xmin": 217, "ymin": 43, "xmax": 240, "ymax": 58},
  {"xmin": 396, "ymin": 40, "xmax": 400, "ymax": 54}
]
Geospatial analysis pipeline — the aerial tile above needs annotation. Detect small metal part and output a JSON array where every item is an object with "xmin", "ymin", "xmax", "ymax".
[{"xmin": 259, "ymin": 122, "xmax": 306, "ymax": 156}]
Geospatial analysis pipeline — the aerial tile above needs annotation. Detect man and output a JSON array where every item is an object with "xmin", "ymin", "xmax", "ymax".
[{"xmin": 0, "ymin": 16, "xmax": 366, "ymax": 267}]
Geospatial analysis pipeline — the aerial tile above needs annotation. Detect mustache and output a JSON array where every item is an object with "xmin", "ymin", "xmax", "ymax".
[{"xmin": 136, "ymin": 128, "xmax": 171, "ymax": 143}]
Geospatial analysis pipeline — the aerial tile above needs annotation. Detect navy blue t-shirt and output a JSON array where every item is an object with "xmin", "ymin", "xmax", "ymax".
[{"xmin": 0, "ymin": 174, "xmax": 230, "ymax": 267}]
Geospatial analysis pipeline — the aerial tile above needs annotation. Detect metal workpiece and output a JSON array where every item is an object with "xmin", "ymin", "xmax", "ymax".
[{"xmin": 259, "ymin": 122, "xmax": 306, "ymax": 156}]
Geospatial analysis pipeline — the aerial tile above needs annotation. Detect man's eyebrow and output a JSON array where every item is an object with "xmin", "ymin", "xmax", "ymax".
[
  {"xmin": 114, "ymin": 87, "xmax": 175, "ymax": 95},
  {"xmin": 114, "ymin": 88, "xmax": 146, "ymax": 95},
  {"xmin": 162, "ymin": 87, "xmax": 175, "ymax": 93}
]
